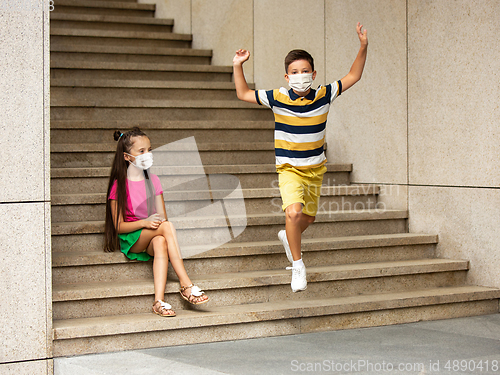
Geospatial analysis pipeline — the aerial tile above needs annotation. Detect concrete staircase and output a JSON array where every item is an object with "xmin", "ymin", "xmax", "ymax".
[{"xmin": 49, "ymin": 0, "xmax": 500, "ymax": 357}]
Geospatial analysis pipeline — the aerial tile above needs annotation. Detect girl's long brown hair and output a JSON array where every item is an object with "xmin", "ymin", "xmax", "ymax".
[{"xmin": 104, "ymin": 127, "xmax": 155, "ymax": 252}]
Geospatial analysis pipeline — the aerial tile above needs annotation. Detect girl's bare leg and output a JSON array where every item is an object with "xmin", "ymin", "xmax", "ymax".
[
  {"xmin": 145, "ymin": 236, "xmax": 169, "ymax": 302},
  {"xmin": 129, "ymin": 222, "xmax": 208, "ymax": 303}
]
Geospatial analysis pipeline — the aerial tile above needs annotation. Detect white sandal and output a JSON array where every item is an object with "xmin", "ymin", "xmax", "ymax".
[
  {"xmin": 179, "ymin": 284, "xmax": 209, "ymax": 305},
  {"xmin": 152, "ymin": 300, "xmax": 176, "ymax": 317}
]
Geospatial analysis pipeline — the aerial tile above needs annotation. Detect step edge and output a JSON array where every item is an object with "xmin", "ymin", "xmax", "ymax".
[
  {"xmin": 50, "ymin": 46, "xmax": 212, "ymax": 56},
  {"xmin": 51, "ymin": 233, "xmax": 439, "ymax": 266},
  {"xmin": 50, "ymin": 209, "xmax": 409, "ymax": 235},
  {"xmin": 53, "ymin": 0, "xmax": 156, "ymax": 11},
  {"xmin": 52, "ymin": 286, "xmax": 500, "ymax": 340},
  {"xmin": 50, "ymin": 186, "xmax": 378, "ymax": 206},
  {"xmin": 50, "ymin": 28, "xmax": 192, "ymax": 41},
  {"xmin": 52, "ymin": 258, "xmax": 471, "ymax": 301},
  {"xmin": 50, "ymin": 13, "xmax": 173, "ymax": 25},
  {"xmin": 49, "ymin": 120, "xmax": 274, "ymax": 130},
  {"xmin": 50, "ymin": 80, "xmax": 233, "ymax": 89},
  {"xmin": 50, "ymin": 163, "xmax": 353, "ymax": 177}
]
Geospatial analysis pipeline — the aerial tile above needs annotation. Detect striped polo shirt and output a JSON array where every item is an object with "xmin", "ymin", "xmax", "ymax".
[{"xmin": 255, "ymin": 80, "xmax": 342, "ymax": 169}]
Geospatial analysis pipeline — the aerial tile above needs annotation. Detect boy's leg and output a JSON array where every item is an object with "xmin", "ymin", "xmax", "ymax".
[
  {"xmin": 285, "ymin": 203, "xmax": 315, "ymax": 261},
  {"xmin": 279, "ymin": 165, "xmax": 325, "ymax": 261}
]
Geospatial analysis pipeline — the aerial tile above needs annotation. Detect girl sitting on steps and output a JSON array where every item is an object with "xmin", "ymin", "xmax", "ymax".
[{"xmin": 104, "ymin": 127, "xmax": 209, "ymax": 317}]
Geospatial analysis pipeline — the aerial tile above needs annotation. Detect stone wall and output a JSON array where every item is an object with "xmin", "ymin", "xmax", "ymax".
[
  {"xmin": 0, "ymin": 0, "xmax": 52, "ymax": 373},
  {"xmin": 407, "ymin": 0, "xmax": 500, "ymax": 287}
]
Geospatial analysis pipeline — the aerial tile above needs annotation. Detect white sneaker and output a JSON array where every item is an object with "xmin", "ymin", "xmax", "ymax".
[
  {"xmin": 286, "ymin": 263, "xmax": 307, "ymax": 292},
  {"xmin": 278, "ymin": 230, "xmax": 293, "ymax": 263}
]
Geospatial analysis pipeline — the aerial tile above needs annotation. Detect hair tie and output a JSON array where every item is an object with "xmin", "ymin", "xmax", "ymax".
[{"xmin": 118, "ymin": 132, "xmax": 124, "ymax": 141}]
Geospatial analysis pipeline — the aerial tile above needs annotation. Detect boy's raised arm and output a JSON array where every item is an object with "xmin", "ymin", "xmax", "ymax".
[
  {"xmin": 340, "ymin": 22, "xmax": 368, "ymax": 93},
  {"xmin": 233, "ymin": 49, "xmax": 258, "ymax": 104}
]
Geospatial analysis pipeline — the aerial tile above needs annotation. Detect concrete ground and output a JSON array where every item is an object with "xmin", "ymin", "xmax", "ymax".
[{"xmin": 54, "ymin": 314, "xmax": 500, "ymax": 375}]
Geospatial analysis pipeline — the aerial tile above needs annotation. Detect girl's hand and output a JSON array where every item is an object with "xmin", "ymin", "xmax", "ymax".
[
  {"xmin": 233, "ymin": 49, "xmax": 250, "ymax": 66},
  {"xmin": 142, "ymin": 213, "xmax": 164, "ymax": 230}
]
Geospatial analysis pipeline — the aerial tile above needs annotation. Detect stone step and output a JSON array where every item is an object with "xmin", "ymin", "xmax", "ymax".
[
  {"xmin": 52, "ymin": 259, "xmax": 469, "ymax": 320},
  {"xmin": 50, "ymin": 220, "xmax": 415, "ymax": 255},
  {"xmin": 50, "ymin": 12, "xmax": 174, "ymax": 33},
  {"xmin": 50, "ymin": 30, "xmax": 192, "ymax": 49},
  {"xmin": 50, "ymin": 45, "xmax": 213, "ymax": 65},
  {"xmin": 52, "ymin": 0, "xmax": 155, "ymax": 18},
  {"xmin": 51, "ymin": 185, "xmax": 378, "ymax": 221},
  {"xmin": 51, "ymin": 98, "xmax": 260, "ymax": 108},
  {"xmin": 50, "ymin": 141, "xmax": 274, "ymax": 168},
  {"xmin": 50, "ymin": 84, "xmax": 239, "ymax": 103},
  {"xmin": 50, "ymin": 120, "xmax": 275, "ymax": 144},
  {"xmin": 51, "ymin": 107, "xmax": 271, "ymax": 122},
  {"xmin": 51, "ymin": 51, "xmax": 211, "ymax": 66},
  {"xmin": 51, "ymin": 79, "xmax": 237, "ymax": 89},
  {"xmin": 52, "ymin": 234, "xmax": 438, "ymax": 284},
  {"xmin": 53, "ymin": 233, "xmax": 438, "ymax": 266},
  {"xmin": 51, "ymin": 285, "xmax": 500, "ymax": 357},
  {"xmin": 52, "ymin": 186, "xmax": 379, "ymax": 223},
  {"xmin": 51, "ymin": 209, "xmax": 408, "ymax": 249},
  {"xmin": 50, "ymin": 60, "xmax": 233, "ymax": 82},
  {"xmin": 51, "ymin": 59, "xmax": 231, "ymax": 73},
  {"xmin": 50, "ymin": 164, "xmax": 352, "ymax": 194}
]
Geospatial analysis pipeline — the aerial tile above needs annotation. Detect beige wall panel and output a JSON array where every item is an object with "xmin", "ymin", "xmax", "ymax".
[
  {"xmin": 377, "ymin": 184, "xmax": 408, "ymax": 211},
  {"xmin": 0, "ymin": 203, "xmax": 50, "ymax": 363},
  {"xmin": 0, "ymin": 359, "xmax": 52, "ymax": 375},
  {"xmin": 0, "ymin": 7, "xmax": 46, "ymax": 203},
  {"xmin": 141, "ymin": 0, "xmax": 192, "ymax": 34},
  {"xmin": 254, "ymin": 0, "xmax": 326, "ymax": 90},
  {"xmin": 192, "ymin": 0, "xmax": 254, "ymax": 81},
  {"xmin": 408, "ymin": 0, "xmax": 500, "ymax": 187},
  {"xmin": 409, "ymin": 186, "xmax": 500, "ymax": 288},
  {"xmin": 325, "ymin": 0, "xmax": 407, "ymax": 186}
]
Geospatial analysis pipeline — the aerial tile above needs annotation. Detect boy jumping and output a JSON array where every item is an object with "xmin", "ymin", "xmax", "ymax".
[{"xmin": 233, "ymin": 23, "xmax": 368, "ymax": 292}]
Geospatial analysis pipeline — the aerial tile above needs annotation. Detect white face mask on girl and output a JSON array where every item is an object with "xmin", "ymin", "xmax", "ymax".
[
  {"xmin": 288, "ymin": 73, "xmax": 314, "ymax": 93},
  {"xmin": 126, "ymin": 152, "xmax": 153, "ymax": 170}
]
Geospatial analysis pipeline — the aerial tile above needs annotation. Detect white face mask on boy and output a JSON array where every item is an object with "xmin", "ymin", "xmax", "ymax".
[
  {"xmin": 126, "ymin": 152, "xmax": 153, "ymax": 170},
  {"xmin": 288, "ymin": 73, "xmax": 314, "ymax": 93}
]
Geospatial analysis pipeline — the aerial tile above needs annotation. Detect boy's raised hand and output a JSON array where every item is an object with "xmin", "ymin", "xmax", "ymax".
[
  {"xmin": 340, "ymin": 22, "xmax": 368, "ymax": 92},
  {"xmin": 356, "ymin": 22, "xmax": 368, "ymax": 47},
  {"xmin": 233, "ymin": 49, "xmax": 250, "ymax": 65}
]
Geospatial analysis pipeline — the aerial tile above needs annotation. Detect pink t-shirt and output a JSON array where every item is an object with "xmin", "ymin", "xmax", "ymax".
[{"xmin": 108, "ymin": 174, "xmax": 163, "ymax": 222}]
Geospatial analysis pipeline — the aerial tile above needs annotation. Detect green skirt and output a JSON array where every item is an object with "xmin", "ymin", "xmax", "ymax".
[{"xmin": 118, "ymin": 229, "xmax": 152, "ymax": 261}]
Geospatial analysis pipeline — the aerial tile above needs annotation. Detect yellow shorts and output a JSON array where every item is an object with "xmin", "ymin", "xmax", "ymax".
[{"xmin": 277, "ymin": 164, "xmax": 327, "ymax": 217}]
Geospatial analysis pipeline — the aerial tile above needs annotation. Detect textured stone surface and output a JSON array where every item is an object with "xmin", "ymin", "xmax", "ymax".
[
  {"xmin": 0, "ymin": 0, "xmax": 51, "ymax": 368},
  {"xmin": 325, "ymin": 0, "xmax": 408, "ymax": 186},
  {"xmin": 300, "ymin": 300, "xmax": 499, "ymax": 333},
  {"xmin": 0, "ymin": 6, "xmax": 47, "ymax": 202},
  {"xmin": 253, "ymin": 0, "xmax": 326, "ymax": 89},
  {"xmin": 0, "ymin": 359, "xmax": 52, "ymax": 375},
  {"xmin": 192, "ymin": 0, "xmax": 254, "ymax": 81},
  {"xmin": 140, "ymin": 0, "xmax": 191, "ymax": 34},
  {"xmin": 377, "ymin": 184, "xmax": 408, "ymax": 211},
  {"xmin": 0, "ymin": 203, "xmax": 50, "ymax": 362},
  {"xmin": 52, "ymin": 286, "xmax": 500, "ymax": 356},
  {"xmin": 409, "ymin": 186, "xmax": 500, "ymax": 288},
  {"xmin": 408, "ymin": 0, "xmax": 500, "ymax": 187}
]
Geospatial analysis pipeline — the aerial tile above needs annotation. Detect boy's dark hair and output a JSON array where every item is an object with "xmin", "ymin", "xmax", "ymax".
[{"xmin": 284, "ymin": 49, "xmax": 314, "ymax": 73}]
